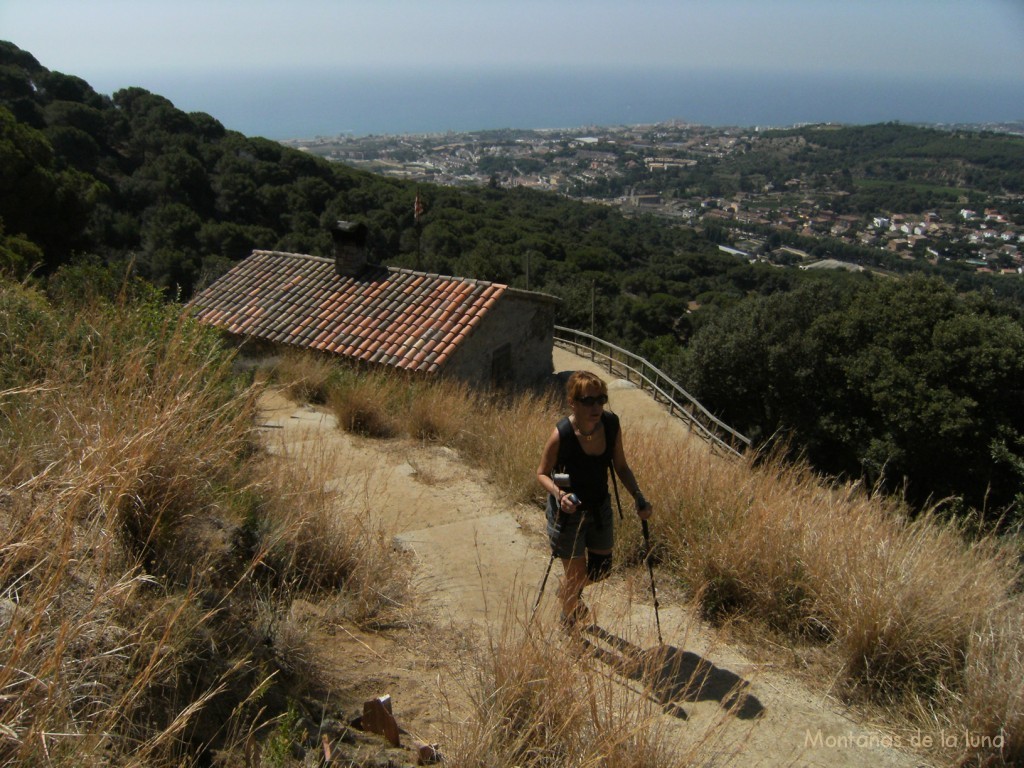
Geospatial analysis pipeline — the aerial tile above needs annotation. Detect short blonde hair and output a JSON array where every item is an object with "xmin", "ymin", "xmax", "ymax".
[{"xmin": 566, "ymin": 370, "xmax": 607, "ymax": 401}]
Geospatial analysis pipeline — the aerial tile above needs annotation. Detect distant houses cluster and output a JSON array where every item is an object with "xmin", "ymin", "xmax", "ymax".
[{"xmin": 286, "ymin": 123, "xmax": 1023, "ymax": 277}]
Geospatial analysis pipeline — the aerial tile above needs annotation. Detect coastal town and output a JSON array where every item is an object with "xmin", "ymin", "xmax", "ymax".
[{"xmin": 284, "ymin": 121, "xmax": 1024, "ymax": 277}]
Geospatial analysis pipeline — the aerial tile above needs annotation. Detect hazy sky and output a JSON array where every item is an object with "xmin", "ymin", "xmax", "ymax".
[
  {"xmin": 5, "ymin": 0, "xmax": 1024, "ymax": 86},
  {"xmin": 5, "ymin": 0, "xmax": 1024, "ymax": 135}
]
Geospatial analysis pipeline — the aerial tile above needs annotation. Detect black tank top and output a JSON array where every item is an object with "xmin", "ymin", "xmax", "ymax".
[{"xmin": 554, "ymin": 412, "xmax": 620, "ymax": 510}]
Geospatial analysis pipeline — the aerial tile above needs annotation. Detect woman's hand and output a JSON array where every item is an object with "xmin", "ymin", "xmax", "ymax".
[
  {"xmin": 635, "ymin": 494, "xmax": 653, "ymax": 521},
  {"xmin": 559, "ymin": 492, "xmax": 581, "ymax": 513}
]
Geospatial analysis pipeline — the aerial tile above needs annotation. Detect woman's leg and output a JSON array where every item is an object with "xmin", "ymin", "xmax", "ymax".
[
  {"xmin": 559, "ymin": 556, "xmax": 588, "ymax": 620},
  {"xmin": 582, "ymin": 499, "xmax": 614, "ymax": 585},
  {"xmin": 586, "ymin": 548, "xmax": 613, "ymax": 583}
]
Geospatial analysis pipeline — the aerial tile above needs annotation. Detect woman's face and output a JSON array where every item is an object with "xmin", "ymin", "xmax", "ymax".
[{"xmin": 570, "ymin": 383, "xmax": 606, "ymax": 430}]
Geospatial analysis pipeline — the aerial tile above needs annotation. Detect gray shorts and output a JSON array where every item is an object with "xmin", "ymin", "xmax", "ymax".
[{"xmin": 546, "ymin": 495, "xmax": 614, "ymax": 559}]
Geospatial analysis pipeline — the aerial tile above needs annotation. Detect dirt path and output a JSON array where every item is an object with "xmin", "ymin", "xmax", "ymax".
[{"xmin": 256, "ymin": 349, "xmax": 933, "ymax": 767}]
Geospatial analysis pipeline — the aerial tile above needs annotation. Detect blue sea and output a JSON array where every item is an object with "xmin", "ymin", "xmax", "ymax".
[{"xmin": 111, "ymin": 68, "xmax": 1024, "ymax": 139}]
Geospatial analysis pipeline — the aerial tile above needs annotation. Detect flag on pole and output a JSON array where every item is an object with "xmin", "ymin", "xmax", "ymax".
[{"xmin": 414, "ymin": 192, "xmax": 425, "ymax": 223}]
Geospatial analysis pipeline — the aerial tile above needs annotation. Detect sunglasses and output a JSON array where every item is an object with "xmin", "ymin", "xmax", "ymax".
[{"xmin": 574, "ymin": 394, "xmax": 608, "ymax": 406}]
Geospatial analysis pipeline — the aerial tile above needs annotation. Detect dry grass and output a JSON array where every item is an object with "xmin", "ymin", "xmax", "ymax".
[
  {"xmin": 0, "ymin": 286, "xmax": 412, "ymax": 765},
  {"xmin": 439, "ymin": 610, "xmax": 733, "ymax": 768},
  {"xmin": 405, "ymin": 376, "xmax": 476, "ymax": 442},
  {"xmin": 623, "ymin": 432, "xmax": 1024, "ymax": 765},
  {"xmin": 449, "ymin": 387, "xmax": 560, "ymax": 504},
  {"xmin": 0, "ymin": 297, "xmax": 262, "ymax": 764},
  {"xmin": 274, "ymin": 347, "xmax": 339, "ymax": 404},
  {"xmin": 273, "ymin": 350, "xmax": 1022, "ymax": 766},
  {"xmin": 312, "ymin": 364, "xmax": 560, "ymax": 504},
  {"xmin": 253, "ymin": 431, "xmax": 413, "ymax": 630},
  {"xmin": 959, "ymin": 604, "xmax": 1024, "ymax": 764},
  {"xmin": 9, "ymin": 288, "xmax": 1015, "ymax": 768},
  {"xmin": 327, "ymin": 368, "xmax": 404, "ymax": 438}
]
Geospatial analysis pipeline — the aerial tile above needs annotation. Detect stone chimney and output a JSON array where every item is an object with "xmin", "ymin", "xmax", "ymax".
[{"xmin": 331, "ymin": 220, "xmax": 369, "ymax": 277}]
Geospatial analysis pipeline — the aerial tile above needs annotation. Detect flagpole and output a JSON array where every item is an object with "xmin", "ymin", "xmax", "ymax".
[{"xmin": 414, "ymin": 191, "xmax": 424, "ymax": 269}]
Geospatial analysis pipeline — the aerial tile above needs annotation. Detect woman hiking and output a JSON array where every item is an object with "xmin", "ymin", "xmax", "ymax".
[{"xmin": 536, "ymin": 370, "xmax": 653, "ymax": 629}]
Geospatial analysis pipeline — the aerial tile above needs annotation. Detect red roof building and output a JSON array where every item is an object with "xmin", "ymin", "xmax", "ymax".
[{"xmin": 188, "ymin": 223, "xmax": 559, "ymax": 388}]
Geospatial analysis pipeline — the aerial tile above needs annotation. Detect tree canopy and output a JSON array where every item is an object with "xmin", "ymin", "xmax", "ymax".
[{"xmin": 682, "ymin": 274, "xmax": 1024, "ymax": 516}]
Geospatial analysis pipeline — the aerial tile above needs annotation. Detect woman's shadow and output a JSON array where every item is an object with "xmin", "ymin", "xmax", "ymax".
[{"xmin": 580, "ymin": 625, "xmax": 765, "ymax": 721}]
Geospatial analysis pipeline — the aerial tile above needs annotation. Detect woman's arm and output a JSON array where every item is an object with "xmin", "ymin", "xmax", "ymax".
[
  {"xmin": 612, "ymin": 425, "xmax": 653, "ymax": 519},
  {"xmin": 537, "ymin": 428, "xmax": 579, "ymax": 513}
]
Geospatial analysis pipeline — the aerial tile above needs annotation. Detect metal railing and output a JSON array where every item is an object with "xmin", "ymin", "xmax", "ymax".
[{"xmin": 554, "ymin": 326, "xmax": 751, "ymax": 459}]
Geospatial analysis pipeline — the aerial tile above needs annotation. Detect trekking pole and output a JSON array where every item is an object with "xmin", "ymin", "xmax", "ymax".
[
  {"xmin": 532, "ymin": 474, "xmax": 577, "ymax": 624},
  {"xmin": 609, "ymin": 456, "xmax": 624, "ymax": 521},
  {"xmin": 641, "ymin": 519, "xmax": 663, "ymax": 645},
  {"xmin": 611, "ymin": 466, "xmax": 661, "ymax": 643},
  {"xmin": 530, "ymin": 509, "xmax": 583, "ymax": 624},
  {"xmin": 530, "ymin": 530, "xmax": 559, "ymax": 624}
]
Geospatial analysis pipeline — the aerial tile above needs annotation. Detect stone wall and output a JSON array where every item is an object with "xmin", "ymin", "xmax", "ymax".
[{"xmin": 442, "ymin": 291, "xmax": 557, "ymax": 389}]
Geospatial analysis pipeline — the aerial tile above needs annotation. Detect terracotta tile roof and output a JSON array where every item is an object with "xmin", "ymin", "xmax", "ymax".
[{"xmin": 188, "ymin": 250, "xmax": 509, "ymax": 374}]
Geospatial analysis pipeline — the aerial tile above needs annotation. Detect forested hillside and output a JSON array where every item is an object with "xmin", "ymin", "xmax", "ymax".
[
  {"xmin": 1, "ymin": 40, "xmax": 1022, "ymax": 520},
  {"xmin": 768, "ymin": 122, "xmax": 1024, "ymax": 199},
  {"xmin": 0, "ymin": 39, "xmax": 775, "ymax": 345},
  {"xmin": 680, "ymin": 274, "xmax": 1024, "ymax": 515}
]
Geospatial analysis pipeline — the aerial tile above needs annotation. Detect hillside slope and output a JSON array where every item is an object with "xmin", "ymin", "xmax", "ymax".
[{"xmin": 255, "ymin": 347, "xmax": 932, "ymax": 767}]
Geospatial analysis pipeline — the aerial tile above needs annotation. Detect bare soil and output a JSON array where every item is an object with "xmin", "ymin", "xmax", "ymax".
[{"xmin": 255, "ymin": 348, "xmax": 934, "ymax": 767}]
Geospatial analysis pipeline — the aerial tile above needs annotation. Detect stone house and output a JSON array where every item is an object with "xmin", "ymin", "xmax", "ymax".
[{"xmin": 188, "ymin": 221, "xmax": 559, "ymax": 389}]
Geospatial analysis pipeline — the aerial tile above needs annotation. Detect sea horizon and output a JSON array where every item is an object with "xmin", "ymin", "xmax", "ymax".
[{"xmin": 90, "ymin": 67, "xmax": 1024, "ymax": 140}]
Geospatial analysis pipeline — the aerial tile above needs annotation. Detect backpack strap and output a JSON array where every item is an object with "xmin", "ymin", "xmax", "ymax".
[
  {"xmin": 603, "ymin": 412, "xmax": 620, "ymax": 460},
  {"xmin": 605, "ymin": 412, "xmax": 624, "ymax": 520},
  {"xmin": 555, "ymin": 416, "xmax": 573, "ymax": 448},
  {"xmin": 610, "ymin": 469, "xmax": 624, "ymax": 521},
  {"xmin": 554, "ymin": 416, "xmax": 573, "ymax": 473}
]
